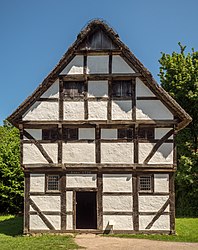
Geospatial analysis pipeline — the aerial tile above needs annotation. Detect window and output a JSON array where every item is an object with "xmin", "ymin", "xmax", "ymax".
[
  {"xmin": 47, "ymin": 175, "xmax": 59, "ymax": 191},
  {"xmin": 139, "ymin": 176, "xmax": 153, "ymax": 192},
  {"xmin": 139, "ymin": 127, "xmax": 154, "ymax": 140},
  {"xmin": 112, "ymin": 80, "xmax": 132, "ymax": 97},
  {"xmin": 63, "ymin": 128, "xmax": 78, "ymax": 140},
  {"xmin": 42, "ymin": 129, "xmax": 58, "ymax": 140},
  {"xmin": 118, "ymin": 128, "xmax": 133, "ymax": 139},
  {"xmin": 63, "ymin": 81, "xmax": 84, "ymax": 97}
]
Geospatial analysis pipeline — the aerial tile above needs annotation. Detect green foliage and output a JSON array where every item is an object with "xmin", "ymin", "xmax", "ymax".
[
  {"xmin": 159, "ymin": 43, "xmax": 198, "ymax": 216},
  {"xmin": 0, "ymin": 121, "xmax": 24, "ymax": 214}
]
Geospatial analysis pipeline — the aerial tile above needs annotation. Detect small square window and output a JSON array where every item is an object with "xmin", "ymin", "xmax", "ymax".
[
  {"xmin": 112, "ymin": 80, "xmax": 132, "ymax": 97},
  {"xmin": 118, "ymin": 128, "xmax": 133, "ymax": 139},
  {"xmin": 139, "ymin": 128, "xmax": 154, "ymax": 140},
  {"xmin": 63, "ymin": 81, "xmax": 84, "ymax": 97},
  {"xmin": 42, "ymin": 129, "xmax": 58, "ymax": 140},
  {"xmin": 47, "ymin": 175, "xmax": 59, "ymax": 191},
  {"xmin": 139, "ymin": 176, "xmax": 152, "ymax": 192},
  {"xmin": 63, "ymin": 128, "xmax": 78, "ymax": 140}
]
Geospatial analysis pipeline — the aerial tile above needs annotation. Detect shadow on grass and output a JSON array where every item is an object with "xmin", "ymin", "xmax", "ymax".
[{"xmin": 0, "ymin": 216, "xmax": 23, "ymax": 236}]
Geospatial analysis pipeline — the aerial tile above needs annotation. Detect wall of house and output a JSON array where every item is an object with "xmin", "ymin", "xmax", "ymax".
[
  {"xmin": 112, "ymin": 55, "xmax": 135, "ymax": 73},
  {"xmin": 28, "ymin": 173, "xmax": 171, "ymax": 231},
  {"xmin": 88, "ymin": 80, "xmax": 108, "ymax": 97},
  {"xmin": 88, "ymin": 101, "xmax": 108, "ymax": 120},
  {"xmin": 112, "ymin": 100, "xmax": 132, "ymax": 120},
  {"xmin": 63, "ymin": 101, "xmax": 84, "ymax": 120},
  {"xmin": 41, "ymin": 79, "xmax": 59, "ymax": 98},
  {"xmin": 60, "ymin": 55, "xmax": 84, "ymax": 75}
]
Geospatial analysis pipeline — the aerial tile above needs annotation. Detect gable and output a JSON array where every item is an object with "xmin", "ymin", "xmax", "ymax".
[{"xmin": 7, "ymin": 20, "xmax": 191, "ymax": 130}]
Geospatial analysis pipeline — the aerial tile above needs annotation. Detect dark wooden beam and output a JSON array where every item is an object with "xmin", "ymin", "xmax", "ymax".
[
  {"xmin": 60, "ymin": 174, "xmax": 66, "ymax": 230},
  {"xmin": 29, "ymin": 198, "xmax": 55, "ymax": 230},
  {"xmin": 137, "ymin": 96, "xmax": 159, "ymax": 100},
  {"xmin": 23, "ymin": 130, "xmax": 54, "ymax": 164},
  {"xmin": 169, "ymin": 172, "xmax": 175, "ymax": 234},
  {"xmin": 95, "ymin": 126, "xmax": 101, "ymax": 163},
  {"xmin": 59, "ymin": 78, "xmax": 64, "ymax": 121},
  {"xmin": 145, "ymin": 198, "xmax": 170, "ymax": 229},
  {"xmin": 132, "ymin": 173, "xmax": 139, "ymax": 231},
  {"xmin": 134, "ymin": 125, "xmax": 139, "ymax": 164},
  {"xmin": 132, "ymin": 78, "xmax": 136, "ymax": 121},
  {"xmin": 24, "ymin": 173, "xmax": 30, "ymax": 234},
  {"xmin": 97, "ymin": 173, "xmax": 103, "ymax": 230},
  {"xmin": 143, "ymin": 129, "xmax": 174, "ymax": 164}
]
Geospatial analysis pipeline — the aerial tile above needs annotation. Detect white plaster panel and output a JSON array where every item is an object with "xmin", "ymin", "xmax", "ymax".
[
  {"xmin": 139, "ymin": 196, "xmax": 169, "ymax": 212},
  {"xmin": 66, "ymin": 215, "xmax": 73, "ymax": 230},
  {"xmin": 136, "ymin": 78, "xmax": 155, "ymax": 97},
  {"xmin": 63, "ymin": 101, "xmax": 84, "ymax": 120},
  {"xmin": 66, "ymin": 174, "xmax": 97, "ymax": 188},
  {"xmin": 23, "ymin": 101, "xmax": 59, "ymax": 121},
  {"xmin": 88, "ymin": 80, "xmax": 108, "ymax": 97},
  {"xmin": 46, "ymin": 215, "xmax": 61, "ymax": 230},
  {"xmin": 138, "ymin": 143, "xmax": 173, "ymax": 164},
  {"xmin": 88, "ymin": 101, "xmax": 107, "ymax": 120},
  {"xmin": 139, "ymin": 215, "xmax": 170, "ymax": 230},
  {"xmin": 136, "ymin": 100, "xmax": 173, "ymax": 120},
  {"xmin": 103, "ymin": 174, "xmax": 132, "ymax": 193},
  {"xmin": 112, "ymin": 100, "xmax": 132, "ymax": 120},
  {"xmin": 101, "ymin": 129, "xmax": 117, "ymax": 140},
  {"xmin": 79, "ymin": 128, "xmax": 95, "ymax": 140},
  {"xmin": 103, "ymin": 196, "xmax": 132, "ymax": 211},
  {"xmin": 66, "ymin": 191, "xmax": 73, "ymax": 212},
  {"xmin": 87, "ymin": 55, "xmax": 109, "ymax": 74},
  {"xmin": 30, "ymin": 214, "xmax": 49, "ymax": 230},
  {"xmin": 63, "ymin": 142, "xmax": 95, "ymax": 163},
  {"xmin": 41, "ymin": 79, "xmax": 59, "ymax": 98},
  {"xmin": 101, "ymin": 143, "xmax": 133, "ymax": 163},
  {"xmin": 31, "ymin": 195, "xmax": 61, "ymax": 211},
  {"xmin": 30, "ymin": 174, "xmax": 45, "ymax": 193},
  {"xmin": 24, "ymin": 129, "xmax": 42, "ymax": 140},
  {"xmin": 155, "ymin": 128, "xmax": 173, "ymax": 139},
  {"xmin": 154, "ymin": 174, "xmax": 169, "ymax": 193},
  {"xmin": 103, "ymin": 215, "xmax": 133, "ymax": 230},
  {"xmin": 60, "ymin": 55, "xmax": 83, "ymax": 75},
  {"xmin": 112, "ymin": 55, "xmax": 135, "ymax": 73},
  {"xmin": 23, "ymin": 143, "xmax": 48, "ymax": 164}
]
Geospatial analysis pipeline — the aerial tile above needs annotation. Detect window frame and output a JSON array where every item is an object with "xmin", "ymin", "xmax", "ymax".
[
  {"xmin": 63, "ymin": 81, "xmax": 84, "ymax": 98},
  {"xmin": 62, "ymin": 127, "xmax": 78, "ymax": 140},
  {"xmin": 138, "ymin": 175, "xmax": 154, "ymax": 193},
  {"xmin": 117, "ymin": 128, "xmax": 133, "ymax": 139},
  {"xmin": 138, "ymin": 127, "xmax": 154, "ymax": 140},
  {"xmin": 42, "ymin": 128, "xmax": 58, "ymax": 141},
  {"xmin": 46, "ymin": 174, "xmax": 60, "ymax": 193},
  {"xmin": 112, "ymin": 80, "xmax": 132, "ymax": 98}
]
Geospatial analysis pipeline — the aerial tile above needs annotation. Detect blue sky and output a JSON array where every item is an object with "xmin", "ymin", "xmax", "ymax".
[{"xmin": 0, "ymin": 0, "xmax": 198, "ymax": 125}]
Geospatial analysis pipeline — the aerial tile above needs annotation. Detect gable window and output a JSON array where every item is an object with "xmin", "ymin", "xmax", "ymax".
[
  {"xmin": 112, "ymin": 80, "xmax": 132, "ymax": 97},
  {"xmin": 63, "ymin": 128, "xmax": 78, "ymax": 140},
  {"xmin": 63, "ymin": 81, "xmax": 84, "ymax": 97},
  {"xmin": 138, "ymin": 127, "xmax": 154, "ymax": 140},
  {"xmin": 42, "ymin": 128, "xmax": 58, "ymax": 140},
  {"xmin": 47, "ymin": 175, "xmax": 60, "ymax": 191},
  {"xmin": 139, "ymin": 176, "xmax": 153, "ymax": 192},
  {"xmin": 118, "ymin": 128, "xmax": 133, "ymax": 139}
]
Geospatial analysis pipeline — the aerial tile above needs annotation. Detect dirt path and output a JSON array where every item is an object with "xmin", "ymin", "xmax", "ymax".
[{"xmin": 75, "ymin": 234, "xmax": 198, "ymax": 250}]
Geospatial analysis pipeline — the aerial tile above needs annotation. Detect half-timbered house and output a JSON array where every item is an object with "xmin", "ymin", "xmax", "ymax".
[{"xmin": 8, "ymin": 20, "xmax": 191, "ymax": 234}]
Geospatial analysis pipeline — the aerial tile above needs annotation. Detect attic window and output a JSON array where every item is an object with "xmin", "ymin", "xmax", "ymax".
[
  {"xmin": 42, "ymin": 129, "xmax": 58, "ymax": 140},
  {"xmin": 139, "ymin": 176, "xmax": 153, "ymax": 192},
  {"xmin": 63, "ymin": 128, "xmax": 78, "ymax": 140},
  {"xmin": 47, "ymin": 175, "xmax": 60, "ymax": 191},
  {"xmin": 118, "ymin": 128, "xmax": 133, "ymax": 139},
  {"xmin": 138, "ymin": 127, "xmax": 154, "ymax": 140},
  {"xmin": 63, "ymin": 81, "xmax": 84, "ymax": 97},
  {"xmin": 112, "ymin": 80, "xmax": 132, "ymax": 97}
]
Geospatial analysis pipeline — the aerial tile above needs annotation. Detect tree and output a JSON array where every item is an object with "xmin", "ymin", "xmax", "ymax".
[
  {"xmin": 0, "ymin": 121, "xmax": 24, "ymax": 214},
  {"xmin": 159, "ymin": 43, "xmax": 198, "ymax": 216}
]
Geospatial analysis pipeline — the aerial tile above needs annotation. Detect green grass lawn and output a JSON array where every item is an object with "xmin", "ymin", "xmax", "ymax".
[
  {"xmin": 0, "ymin": 215, "xmax": 80, "ymax": 250},
  {"xmin": 105, "ymin": 218, "xmax": 198, "ymax": 242}
]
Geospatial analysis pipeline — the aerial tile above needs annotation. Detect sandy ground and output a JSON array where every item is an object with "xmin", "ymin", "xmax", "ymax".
[{"xmin": 75, "ymin": 234, "xmax": 198, "ymax": 250}]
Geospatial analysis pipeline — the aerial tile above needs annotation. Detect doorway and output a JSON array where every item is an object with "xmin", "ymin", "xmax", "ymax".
[{"xmin": 76, "ymin": 191, "xmax": 97, "ymax": 229}]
